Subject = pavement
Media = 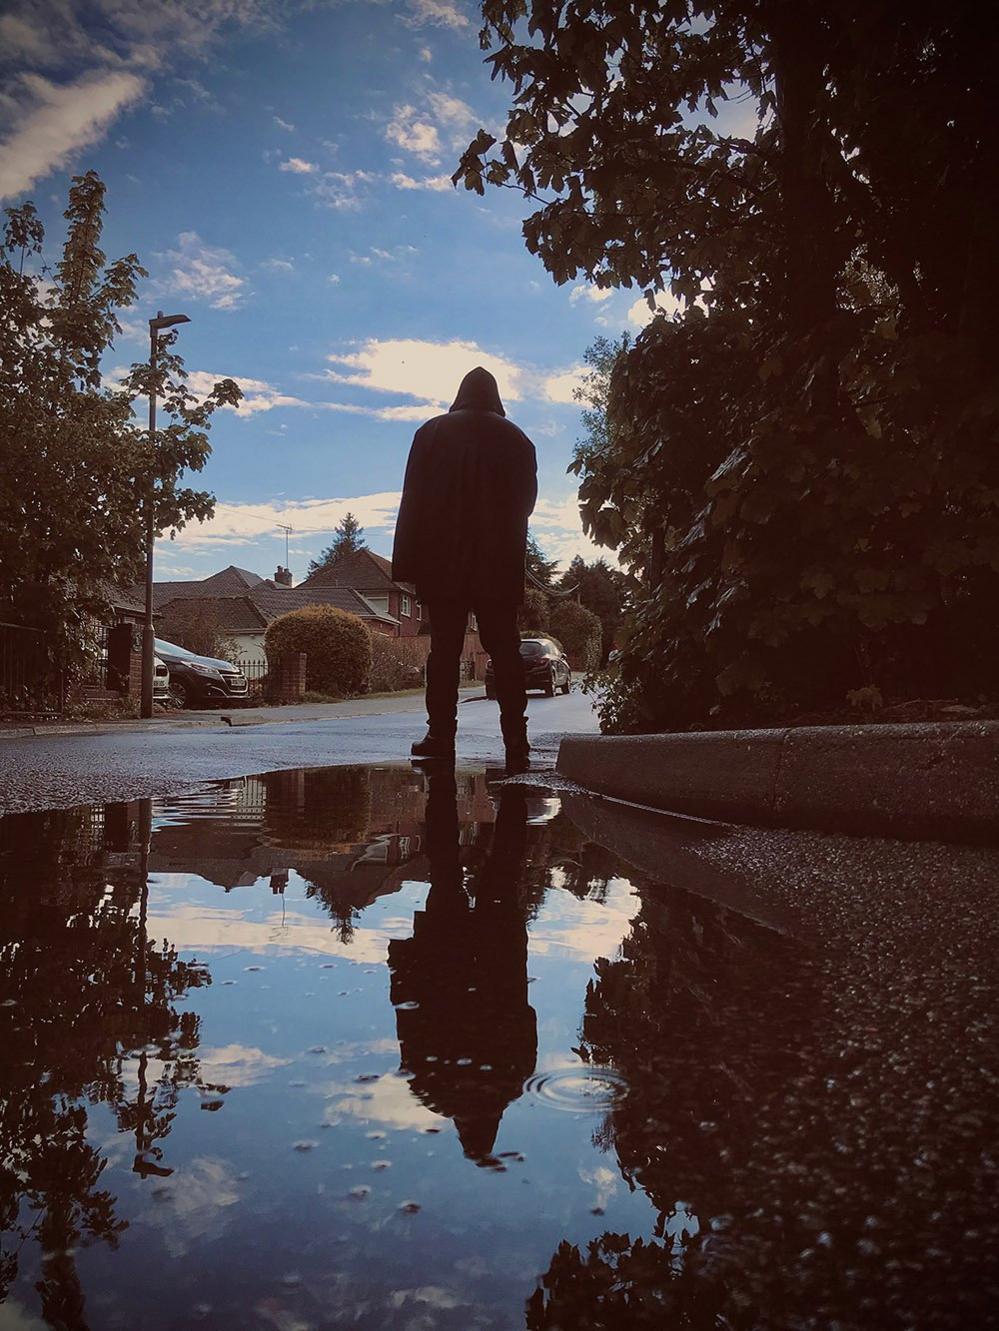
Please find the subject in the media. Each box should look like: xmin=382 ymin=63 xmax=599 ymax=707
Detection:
xmin=0 ymin=682 xmax=599 ymax=815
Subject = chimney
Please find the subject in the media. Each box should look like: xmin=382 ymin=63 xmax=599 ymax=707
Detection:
xmin=274 ymin=565 xmax=293 ymax=587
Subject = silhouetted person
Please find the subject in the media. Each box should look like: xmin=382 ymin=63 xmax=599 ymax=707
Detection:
xmin=387 ymin=770 xmax=537 ymax=1162
xmin=392 ymin=367 xmax=537 ymax=772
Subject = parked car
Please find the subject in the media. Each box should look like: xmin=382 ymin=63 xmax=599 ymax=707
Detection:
xmin=154 ymin=638 xmax=249 ymax=707
xmin=152 ymin=655 xmax=171 ymax=704
xmin=485 ymin=637 xmax=572 ymax=699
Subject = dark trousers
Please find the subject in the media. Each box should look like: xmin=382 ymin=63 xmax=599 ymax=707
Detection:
xmin=425 ymin=600 xmax=526 ymax=740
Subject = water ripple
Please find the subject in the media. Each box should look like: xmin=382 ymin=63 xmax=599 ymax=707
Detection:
xmin=523 ymin=1066 xmax=628 ymax=1112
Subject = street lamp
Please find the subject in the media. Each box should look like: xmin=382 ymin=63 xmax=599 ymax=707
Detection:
xmin=141 ymin=311 xmax=190 ymax=718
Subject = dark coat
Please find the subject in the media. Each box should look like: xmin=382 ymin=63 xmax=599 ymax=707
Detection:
xmin=391 ymin=367 xmax=538 ymax=604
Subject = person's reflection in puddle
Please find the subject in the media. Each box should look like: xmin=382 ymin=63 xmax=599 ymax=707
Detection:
xmin=388 ymin=767 xmax=537 ymax=1165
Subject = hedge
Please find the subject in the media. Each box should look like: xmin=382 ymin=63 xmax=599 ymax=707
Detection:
xmin=264 ymin=604 xmax=371 ymax=697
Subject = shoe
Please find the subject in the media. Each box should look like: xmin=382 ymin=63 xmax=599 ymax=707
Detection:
xmin=411 ymin=731 xmax=455 ymax=761
xmin=504 ymin=748 xmax=530 ymax=776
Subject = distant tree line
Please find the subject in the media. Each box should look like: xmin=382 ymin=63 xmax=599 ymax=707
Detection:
xmin=457 ymin=0 xmax=999 ymax=731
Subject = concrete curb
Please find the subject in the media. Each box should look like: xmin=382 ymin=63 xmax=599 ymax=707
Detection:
xmin=557 ymin=721 xmax=999 ymax=843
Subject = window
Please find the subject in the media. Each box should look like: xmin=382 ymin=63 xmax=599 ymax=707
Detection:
xmin=415 ymin=601 xmax=422 ymax=619
xmin=401 ymin=594 xmax=411 ymax=616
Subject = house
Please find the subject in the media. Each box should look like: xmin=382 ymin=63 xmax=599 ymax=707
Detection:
xmin=298 ymin=549 xmax=428 ymax=637
xmin=136 ymin=564 xmax=400 ymax=668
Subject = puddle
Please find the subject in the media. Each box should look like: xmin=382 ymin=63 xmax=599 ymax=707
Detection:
xmin=0 ymin=764 xmax=995 ymax=1329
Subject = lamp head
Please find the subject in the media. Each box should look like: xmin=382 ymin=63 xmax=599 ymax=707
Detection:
xmin=149 ymin=311 xmax=190 ymax=332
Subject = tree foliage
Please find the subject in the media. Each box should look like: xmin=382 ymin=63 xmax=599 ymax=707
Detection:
xmin=307 ymin=512 xmax=366 ymax=578
xmin=457 ymin=1 xmax=999 ymax=729
xmin=525 ymin=531 xmax=559 ymax=589
xmin=0 ymin=172 xmax=240 ymax=676
xmin=549 ymin=597 xmax=602 ymax=670
xmin=559 ymin=552 xmax=629 ymax=664
xmin=264 ymin=604 xmax=372 ymax=697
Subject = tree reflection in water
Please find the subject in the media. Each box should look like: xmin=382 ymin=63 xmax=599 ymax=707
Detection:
xmin=528 ymin=880 xmax=819 ymax=1330
xmin=0 ymin=800 xmax=212 ymax=1327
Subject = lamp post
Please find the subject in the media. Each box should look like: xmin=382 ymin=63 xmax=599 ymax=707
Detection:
xmin=141 ymin=311 xmax=190 ymax=718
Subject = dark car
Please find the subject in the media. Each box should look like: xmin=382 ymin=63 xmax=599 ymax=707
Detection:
xmin=154 ymin=638 xmax=249 ymax=708
xmin=485 ymin=637 xmax=572 ymax=699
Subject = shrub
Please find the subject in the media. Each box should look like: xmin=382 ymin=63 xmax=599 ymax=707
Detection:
xmin=549 ymin=599 xmax=602 ymax=672
xmin=368 ymin=634 xmax=425 ymax=693
xmin=264 ymin=604 xmax=371 ymax=697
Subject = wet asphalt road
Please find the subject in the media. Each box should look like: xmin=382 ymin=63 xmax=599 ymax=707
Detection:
xmin=0 ymin=686 xmax=599 ymax=815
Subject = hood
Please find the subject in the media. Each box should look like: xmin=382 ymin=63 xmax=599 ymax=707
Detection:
xmin=449 ymin=366 xmax=506 ymax=416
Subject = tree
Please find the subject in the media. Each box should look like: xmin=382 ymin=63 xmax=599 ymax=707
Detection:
xmin=526 ymin=532 xmax=558 ymax=589
xmin=559 ymin=554 xmax=628 ymax=665
xmin=456 ymin=2 xmax=999 ymax=730
xmin=307 ymin=512 xmax=366 ymax=578
xmin=548 ymin=598 xmax=602 ymax=671
xmin=0 ymin=172 xmax=240 ymax=681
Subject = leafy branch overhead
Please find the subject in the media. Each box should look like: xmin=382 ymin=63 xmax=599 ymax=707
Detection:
xmin=459 ymin=0 xmax=999 ymax=729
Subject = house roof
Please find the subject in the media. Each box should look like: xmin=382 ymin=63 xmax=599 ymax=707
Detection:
xmin=157 ymin=586 xmax=399 ymax=633
xmin=299 ymin=547 xmax=414 ymax=594
xmin=102 ymin=582 xmax=148 ymax=618
xmin=157 ymin=595 xmax=270 ymax=634
xmin=131 ymin=564 xmax=269 ymax=611
xmin=248 ymin=584 xmax=398 ymax=626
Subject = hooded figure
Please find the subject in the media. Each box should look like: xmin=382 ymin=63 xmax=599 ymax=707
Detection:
xmin=392 ymin=368 xmax=538 ymax=770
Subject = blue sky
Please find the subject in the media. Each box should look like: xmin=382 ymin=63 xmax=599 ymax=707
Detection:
xmin=0 ymin=0 xmax=679 ymax=582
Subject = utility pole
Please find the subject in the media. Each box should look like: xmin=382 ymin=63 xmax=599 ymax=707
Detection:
xmin=141 ymin=311 xmax=190 ymax=718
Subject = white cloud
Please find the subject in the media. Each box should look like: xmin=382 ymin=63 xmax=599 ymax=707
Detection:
xmin=570 ymin=284 xmax=613 ymax=305
xmin=402 ymin=0 xmax=470 ymax=28
xmin=279 ymin=155 xmax=317 ymax=174
xmin=261 ymin=256 xmax=294 ymax=272
xmin=311 ymin=168 xmax=377 ymax=210
xmin=186 ymin=369 xmax=306 ymax=415
xmin=627 ymin=290 xmax=686 ymax=327
xmin=0 ymin=70 xmax=146 ymax=200
xmin=385 ymin=105 xmax=440 ymax=161
xmin=0 ymin=1 xmax=289 ymax=198
xmin=530 ymin=496 xmax=621 ymax=568
xmin=418 ymin=45 xmax=433 ymax=62
xmin=326 ymin=337 xmax=524 ymax=408
xmin=161 ymin=231 xmax=246 ymax=310
xmin=543 ymin=366 xmax=586 ymax=404
xmin=390 ymin=171 xmax=452 ymax=192
xmin=328 ymin=272 xmax=341 ymax=284
xmin=163 ymin=493 xmax=405 ymax=549
xmin=273 ymin=114 xmax=295 ymax=131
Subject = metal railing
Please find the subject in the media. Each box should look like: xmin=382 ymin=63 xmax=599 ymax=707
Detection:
xmin=0 ymin=621 xmax=64 ymax=716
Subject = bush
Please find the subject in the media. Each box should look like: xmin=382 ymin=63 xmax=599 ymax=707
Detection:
xmin=368 ymin=634 xmax=425 ymax=693
xmin=549 ymin=599 xmax=602 ymax=671
xmin=264 ymin=604 xmax=371 ymax=697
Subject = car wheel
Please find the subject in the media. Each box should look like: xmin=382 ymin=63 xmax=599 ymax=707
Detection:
xmin=562 ymin=675 xmax=572 ymax=694
xmin=544 ymin=669 xmax=556 ymax=698
xmin=168 ymin=679 xmax=191 ymax=708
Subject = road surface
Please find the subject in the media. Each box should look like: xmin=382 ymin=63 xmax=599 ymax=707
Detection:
xmin=0 ymin=685 xmax=599 ymax=814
